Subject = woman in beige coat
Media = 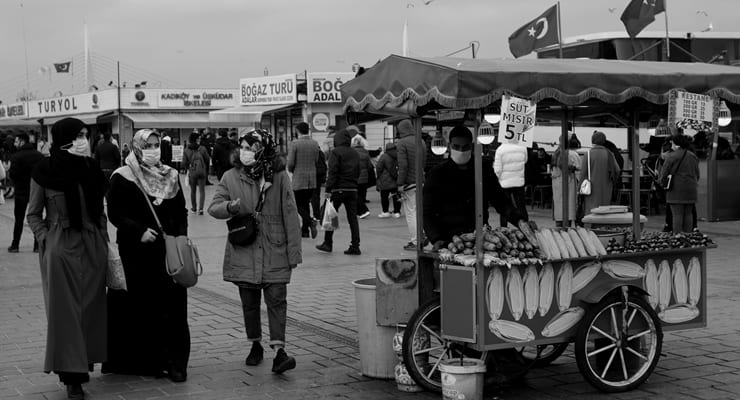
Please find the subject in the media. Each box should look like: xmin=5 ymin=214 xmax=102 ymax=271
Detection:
xmin=208 ymin=129 xmax=302 ymax=374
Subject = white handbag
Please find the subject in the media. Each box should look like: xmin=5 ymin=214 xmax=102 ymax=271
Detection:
xmin=579 ymin=151 xmax=592 ymax=196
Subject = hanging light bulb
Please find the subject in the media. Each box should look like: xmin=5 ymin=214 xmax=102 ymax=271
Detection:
xmin=431 ymin=131 xmax=447 ymax=155
xmin=484 ymin=113 xmax=501 ymax=124
xmin=718 ymin=101 xmax=732 ymax=127
xmin=477 ymin=122 xmax=495 ymax=145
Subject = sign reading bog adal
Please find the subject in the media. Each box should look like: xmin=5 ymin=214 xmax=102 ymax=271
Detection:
xmin=307 ymin=73 xmax=354 ymax=103
xmin=498 ymin=95 xmax=536 ymax=147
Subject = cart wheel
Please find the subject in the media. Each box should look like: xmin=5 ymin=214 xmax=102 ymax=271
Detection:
xmin=516 ymin=343 xmax=569 ymax=368
xmin=575 ymin=294 xmax=662 ymax=392
xmin=402 ymin=297 xmax=488 ymax=393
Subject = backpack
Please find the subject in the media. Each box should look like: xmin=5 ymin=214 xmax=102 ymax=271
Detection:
xmin=189 ymin=148 xmax=206 ymax=178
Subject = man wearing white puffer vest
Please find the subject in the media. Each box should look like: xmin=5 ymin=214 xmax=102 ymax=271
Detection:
xmin=493 ymin=141 xmax=529 ymax=227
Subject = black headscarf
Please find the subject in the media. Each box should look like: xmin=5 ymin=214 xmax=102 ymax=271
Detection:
xmin=31 ymin=118 xmax=108 ymax=229
xmin=238 ymin=129 xmax=277 ymax=182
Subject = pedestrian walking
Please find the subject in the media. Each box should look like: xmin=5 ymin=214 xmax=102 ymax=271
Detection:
xmin=8 ymin=133 xmax=44 ymax=252
xmin=396 ymin=119 xmax=426 ymax=250
xmin=103 ymin=129 xmax=190 ymax=383
xmin=493 ymin=140 xmax=529 ymax=227
xmin=375 ymin=142 xmax=401 ymax=218
xmin=26 ymin=118 xmax=109 ymax=400
xmin=551 ymin=137 xmax=581 ymax=227
xmin=208 ymin=129 xmax=301 ymax=374
xmin=287 ymin=122 xmax=320 ymax=238
xmin=315 ymin=129 xmax=361 ymax=255
xmin=94 ymin=132 xmax=121 ymax=181
xmin=213 ymin=129 xmax=236 ymax=181
xmin=351 ymin=132 xmax=374 ymax=219
xmin=160 ymin=134 xmax=174 ymax=167
xmin=581 ymin=131 xmax=621 ymax=215
xmin=182 ymin=132 xmax=210 ymax=214
xmin=659 ymin=134 xmax=699 ymax=234
xmin=310 ymin=147 xmax=327 ymax=223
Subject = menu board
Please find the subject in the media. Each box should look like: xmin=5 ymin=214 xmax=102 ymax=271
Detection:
xmin=668 ymin=90 xmax=718 ymax=133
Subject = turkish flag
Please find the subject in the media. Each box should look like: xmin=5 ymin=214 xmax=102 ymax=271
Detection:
xmin=508 ymin=4 xmax=559 ymax=58
xmin=54 ymin=62 xmax=71 ymax=73
xmin=621 ymin=0 xmax=665 ymax=38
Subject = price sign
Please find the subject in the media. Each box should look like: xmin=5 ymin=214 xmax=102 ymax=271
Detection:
xmin=172 ymin=145 xmax=183 ymax=163
xmin=498 ymin=95 xmax=536 ymax=147
xmin=668 ymin=90 xmax=718 ymax=133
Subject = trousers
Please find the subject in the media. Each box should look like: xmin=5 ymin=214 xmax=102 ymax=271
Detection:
xmin=238 ymin=283 xmax=287 ymax=348
xmin=323 ymin=190 xmax=360 ymax=248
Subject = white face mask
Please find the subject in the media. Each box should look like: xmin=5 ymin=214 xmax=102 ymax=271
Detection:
xmin=240 ymin=149 xmax=256 ymax=166
xmin=141 ymin=148 xmax=161 ymax=166
xmin=66 ymin=137 xmax=90 ymax=157
xmin=450 ymin=149 xmax=471 ymax=165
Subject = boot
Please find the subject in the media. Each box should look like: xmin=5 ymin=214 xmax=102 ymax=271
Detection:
xmin=245 ymin=341 xmax=264 ymax=366
xmin=271 ymin=348 xmax=296 ymax=374
xmin=343 ymin=246 xmax=361 ymax=255
xmin=315 ymin=242 xmax=332 ymax=253
xmin=66 ymin=383 xmax=84 ymax=399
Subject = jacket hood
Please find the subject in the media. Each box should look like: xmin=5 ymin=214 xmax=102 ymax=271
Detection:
xmin=397 ymin=119 xmax=414 ymax=138
xmin=334 ymin=129 xmax=352 ymax=147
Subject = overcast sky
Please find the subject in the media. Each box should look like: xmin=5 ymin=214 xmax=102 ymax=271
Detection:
xmin=0 ymin=0 xmax=735 ymax=99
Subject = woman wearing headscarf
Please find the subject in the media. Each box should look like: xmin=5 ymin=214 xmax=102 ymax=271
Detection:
xmin=208 ymin=129 xmax=302 ymax=374
xmin=581 ymin=131 xmax=621 ymax=215
xmin=659 ymin=134 xmax=699 ymax=233
xmin=26 ymin=118 xmax=109 ymax=399
xmin=551 ymin=137 xmax=582 ymax=227
xmin=103 ymin=129 xmax=190 ymax=382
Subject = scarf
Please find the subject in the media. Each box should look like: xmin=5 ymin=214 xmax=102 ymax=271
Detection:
xmin=31 ymin=118 xmax=107 ymax=230
xmin=125 ymin=129 xmax=180 ymax=205
xmin=239 ymin=129 xmax=277 ymax=183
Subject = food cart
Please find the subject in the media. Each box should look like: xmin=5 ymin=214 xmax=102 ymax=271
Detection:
xmin=341 ymin=55 xmax=740 ymax=393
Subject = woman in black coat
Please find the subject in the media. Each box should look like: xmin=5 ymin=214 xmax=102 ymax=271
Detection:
xmin=659 ymin=134 xmax=699 ymax=234
xmin=104 ymin=129 xmax=190 ymax=382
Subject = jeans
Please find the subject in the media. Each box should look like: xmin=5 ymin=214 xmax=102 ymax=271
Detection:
xmin=188 ymin=175 xmax=206 ymax=211
xmin=12 ymin=195 xmax=36 ymax=248
xmin=500 ymin=187 xmax=529 ymax=227
xmin=323 ymin=190 xmax=360 ymax=248
xmin=402 ymin=188 xmax=417 ymax=243
xmin=238 ymin=283 xmax=287 ymax=348
xmin=310 ymin=186 xmax=323 ymax=219
xmin=356 ymin=184 xmax=369 ymax=215
xmin=294 ymin=189 xmax=314 ymax=235
xmin=670 ymin=203 xmax=694 ymax=233
xmin=380 ymin=189 xmax=401 ymax=213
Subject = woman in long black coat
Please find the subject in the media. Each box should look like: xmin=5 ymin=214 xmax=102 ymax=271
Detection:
xmin=104 ymin=129 xmax=190 ymax=382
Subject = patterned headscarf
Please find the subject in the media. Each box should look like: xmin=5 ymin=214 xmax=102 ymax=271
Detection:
xmin=239 ymin=129 xmax=277 ymax=182
xmin=125 ymin=129 xmax=180 ymax=203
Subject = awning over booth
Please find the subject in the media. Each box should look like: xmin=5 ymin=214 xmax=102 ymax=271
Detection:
xmin=124 ymin=112 xmax=236 ymax=128
xmin=42 ymin=111 xmax=114 ymax=126
xmin=209 ymin=103 xmax=296 ymax=125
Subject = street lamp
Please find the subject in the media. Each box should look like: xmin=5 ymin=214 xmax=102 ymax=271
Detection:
xmin=718 ymin=101 xmax=732 ymax=127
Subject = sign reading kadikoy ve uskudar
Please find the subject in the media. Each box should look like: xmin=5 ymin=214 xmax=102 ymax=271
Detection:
xmin=498 ymin=95 xmax=536 ymax=147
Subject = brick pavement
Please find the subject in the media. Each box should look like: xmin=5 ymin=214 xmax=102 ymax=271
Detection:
xmin=2 ymin=187 xmax=740 ymax=399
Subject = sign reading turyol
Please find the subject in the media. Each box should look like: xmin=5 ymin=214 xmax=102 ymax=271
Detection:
xmin=0 ymin=102 xmax=27 ymax=120
xmin=29 ymin=90 xmax=118 ymax=118
xmin=239 ymin=74 xmax=297 ymax=106
xmin=307 ymin=73 xmax=354 ymax=103
xmin=498 ymin=95 xmax=536 ymax=148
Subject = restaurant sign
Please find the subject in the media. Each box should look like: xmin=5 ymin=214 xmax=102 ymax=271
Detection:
xmin=0 ymin=102 xmax=27 ymax=119
xmin=668 ymin=89 xmax=718 ymax=133
xmin=239 ymin=74 xmax=297 ymax=106
xmin=307 ymin=73 xmax=354 ymax=103
xmin=498 ymin=95 xmax=536 ymax=147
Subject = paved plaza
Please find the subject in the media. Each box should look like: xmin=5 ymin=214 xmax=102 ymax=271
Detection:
xmin=2 ymin=184 xmax=740 ymax=399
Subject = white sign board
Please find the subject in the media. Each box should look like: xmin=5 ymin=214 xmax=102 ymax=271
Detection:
xmin=668 ymin=90 xmax=717 ymax=133
xmin=311 ymin=112 xmax=330 ymax=131
xmin=0 ymin=102 xmax=27 ymax=120
xmin=307 ymin=72 xmax=354 ymax=103
xmin=159 ymin=89 xmax=238 ymax=108
xmin=172 ymin=145 xmax=183 ymax=162
xmin=498 ymin=95 xmax=536 ymax=147
xmin=29 ymin=89 xmax=118 ymax=118
xmin=239 ymin=74 xmax=297 ymax=106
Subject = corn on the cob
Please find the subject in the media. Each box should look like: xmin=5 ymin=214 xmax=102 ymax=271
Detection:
xmin=602 ymin=260 xmax=646 ymax=281
xmin=572 ymin=261 xmax=601 ymax=293
xmin=538 ymin=263 xmax=554 ymax=317
xmin=688 ymin=257 xmax=701 ymax=306
xmin=523 ymin=265 xmax=539 ymax=319
xmin=658 ymin=304 xmax=699 ymax=324
xmin=535 ymin=231 xmax=551 ymax=259
xmin=542 ymin=307 xmax=585 ymax=337
xmin=487 ymin=267 xmax=504 ymax=320
xmin=672 ymin=259 xmax=688 ymax=305
xmin=588 ymin=230 xmax=608 ymax=256
xmin=576 ymin=227 xmax=599 ymax=256
xmin=644 ymin=259 xmax=659 ymax=309
xmin=568 ymin=229 xmax=589 ymax=258
xmin=658 ymin=260 xmax=671 ymax=311
xmin=541 ymin=229 xmax=562 ymax=260
xmin=556 ymin=262 xmax=573 ymax=311
xmin=559 ymin=231 xmax=580 ymax=259
xmin=506 ymin=267 xmax=524 ymax=321
xmin=489 ymin=319 xmax=535 ymax=343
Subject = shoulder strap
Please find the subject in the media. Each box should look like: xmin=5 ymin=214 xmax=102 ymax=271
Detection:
xmin=587 ymin=150 xmax=591 ymax=180
xmin=134 ymin=181 xmax=164 ymax=231
xmin=671 ymin=149 xmax=688 ymax=175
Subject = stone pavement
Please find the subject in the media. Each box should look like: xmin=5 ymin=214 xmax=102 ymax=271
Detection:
xmin=2 ymin=185 xmax=740 ymax=399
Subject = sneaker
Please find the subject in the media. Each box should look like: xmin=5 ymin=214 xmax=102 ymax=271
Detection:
xmin=344 ymin=246 xmax=361 ymax=255
xmin=245 ymin=341 xmax=264 ymax=366
xmin=198 ymin=209 xmax=204 ymax=215
xmin=403 ymin=242 xmax=417 ymax=251
xmin=393 ymin=213 xmax=402 ymax=219
xmin=316 ymin=243 xmax=332 ymax=253
xmin=7 ymin=246 xmax=19 ymax=253
xmin=190 ymin=207 xmax=197 ymax=213
xmin=65 ymin=383 xmax=84 ymax=399
xmin=378 ymin=212 xmax=391 ymax=218
xmin=359 ymin=211 xmax=371 ymax=219
xmin=272 ymin=348 xmax=296 ymax=374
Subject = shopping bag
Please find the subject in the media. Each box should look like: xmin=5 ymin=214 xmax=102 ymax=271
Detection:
xmin=106 ymin=242 xmax=127 ymax=291
xmin=321 ymin=199 xmax=339 ymax=231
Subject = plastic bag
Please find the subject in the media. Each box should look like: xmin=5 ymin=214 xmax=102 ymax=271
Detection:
xmin=321 ymin=199 xmax=339 ymax=231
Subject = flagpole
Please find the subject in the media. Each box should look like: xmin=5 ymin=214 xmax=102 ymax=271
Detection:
xmin=663 ymin=0 xmax=670 ymax=60
xmin=19 ymin=0 xmax=31 ymax=101
xmin=84 ymin=21 xmax=89 ymax=90
xmin=556 ymin=1 xmax=563 ymax=58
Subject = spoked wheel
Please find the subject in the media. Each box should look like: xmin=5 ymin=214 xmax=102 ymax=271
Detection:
xmin=516 ymin=342 xmax=569 ymax=368
xmin=402 ymin=297 xmax=488 ymax=392
xmin=575 ymin=294 xmax=663 ymax=392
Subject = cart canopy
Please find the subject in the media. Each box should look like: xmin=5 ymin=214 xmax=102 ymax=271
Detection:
xmin=342 ymin=55 xmax=740 ymax=114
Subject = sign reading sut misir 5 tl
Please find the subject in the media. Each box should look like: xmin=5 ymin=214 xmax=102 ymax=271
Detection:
xmin=499 ymin=95 xmax=536 ymax=148
xmin=239 ymin=74 xmax=297 ymax=106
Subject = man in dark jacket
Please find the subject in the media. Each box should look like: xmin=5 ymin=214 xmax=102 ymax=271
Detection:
xmin=94 ymin=132 xmax=121 ymax=180
xmin=8 ymin=133 xmax=44 ymax=252
xmin=212 ymin=130 xmax=236 ymax=181
xmin=160 ymin=134 xmax=174 ymax=167
xmin=396 ymin=119 xmax=426 ymax=250
xmin=424 ymin=125 xmax=522 ymax=248
xmin=310 ymin=149 xmax=327 ymax=222
xmin=315 ymin=129 xmax=361 ymax=255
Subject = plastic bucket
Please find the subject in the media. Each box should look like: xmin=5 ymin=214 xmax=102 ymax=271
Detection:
xmin=352 ymin=278 xmax=397 ymax=379
xmin=439 ymin=358 xmax=486 ymax=400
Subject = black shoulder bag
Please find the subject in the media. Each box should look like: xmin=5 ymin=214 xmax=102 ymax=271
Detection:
xmin=226 ymin=188 xmax=266 ymax=246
